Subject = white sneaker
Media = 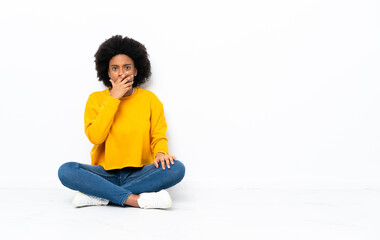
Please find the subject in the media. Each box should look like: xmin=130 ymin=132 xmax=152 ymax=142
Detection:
xmin=137 ymin=190 xmax=172 ymax=209
xmin=72 ymin=192 xmax=109 ymax=208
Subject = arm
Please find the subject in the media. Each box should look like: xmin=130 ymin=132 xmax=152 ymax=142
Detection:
xmin=150 ymin=95 xmax=178 ymax=169
xmin=150 ymin=96 xmax=169 ymax=159
xmin=84 ymin=72 xmax=133 ymax=144
xmin=84 ymin=94 xmax=120 ymax=145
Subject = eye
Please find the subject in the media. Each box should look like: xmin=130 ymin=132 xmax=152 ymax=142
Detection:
xmin=111 ymin=67 xmax=118 ymax=71
xmin=125 ymin=66 xmax=131 ymax=70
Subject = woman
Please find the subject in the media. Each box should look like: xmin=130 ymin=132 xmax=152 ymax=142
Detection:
xmin=58 ymin=35 xmax=185 ymax=209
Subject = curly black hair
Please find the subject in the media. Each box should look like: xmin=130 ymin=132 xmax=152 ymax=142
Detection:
xmin=94 ymin=35 xmax=151 ymax=88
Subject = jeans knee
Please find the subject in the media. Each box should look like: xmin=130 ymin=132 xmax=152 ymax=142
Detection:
xmin=172 ymin=160 xmax=186 ymax=183
xmin=58 ymin=162 xmax=78 ymax=186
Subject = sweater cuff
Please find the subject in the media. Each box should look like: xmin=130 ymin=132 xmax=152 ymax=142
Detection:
xmin=104 ymin=95 xmax=121 ymax=108
xmin=154 ymin=150 xmax=168 ymax=158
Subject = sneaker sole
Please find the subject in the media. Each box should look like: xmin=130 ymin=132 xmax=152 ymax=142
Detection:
xmin=72 ymin=192 xmax=85 ymax=207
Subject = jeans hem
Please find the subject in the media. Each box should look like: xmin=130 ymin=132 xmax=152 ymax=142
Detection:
xmin=120 ymin=192 xmax=133 ymax=206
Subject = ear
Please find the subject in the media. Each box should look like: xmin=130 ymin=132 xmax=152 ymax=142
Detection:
xmin=134 ymin=68 xmax=138 ymax=76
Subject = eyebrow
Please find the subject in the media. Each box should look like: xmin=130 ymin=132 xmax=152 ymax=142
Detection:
xmin=111 ymin=64 xmax=132 ymax=66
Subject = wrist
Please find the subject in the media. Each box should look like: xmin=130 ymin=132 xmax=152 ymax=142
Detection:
xmin=109 ymin=92 xmax=121 ymax=99
xmin=155 ymin=152 xmax=165 ymax=158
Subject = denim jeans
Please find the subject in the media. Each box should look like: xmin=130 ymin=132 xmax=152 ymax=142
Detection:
xmin=58 ymin=161 xmax=185 ymax=206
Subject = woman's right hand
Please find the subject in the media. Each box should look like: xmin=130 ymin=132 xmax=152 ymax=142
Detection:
xmin=109 ymin=72 xmax=134 ymax=99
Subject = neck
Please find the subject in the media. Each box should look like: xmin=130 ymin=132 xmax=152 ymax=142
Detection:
xmin=123 ymin=88 xmax=134 ymax=97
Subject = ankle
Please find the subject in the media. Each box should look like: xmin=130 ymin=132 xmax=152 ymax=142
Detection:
xmin=124 ymin=194 xmax=140 ymax=207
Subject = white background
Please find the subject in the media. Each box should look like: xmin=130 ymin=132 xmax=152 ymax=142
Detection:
xmin=0 ymin=0 xmax=379 ymax=189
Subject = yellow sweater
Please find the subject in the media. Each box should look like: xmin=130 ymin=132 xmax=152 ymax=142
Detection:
xmin=84 ymin=88 xmax=168 ymax=170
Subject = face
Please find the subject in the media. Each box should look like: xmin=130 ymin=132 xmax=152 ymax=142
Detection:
xmin=108 ymin=54 xmax=138 ymax=82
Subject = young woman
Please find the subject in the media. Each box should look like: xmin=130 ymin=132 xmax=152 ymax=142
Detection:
xmin=58 ymin=35 xmax=185 ymax=209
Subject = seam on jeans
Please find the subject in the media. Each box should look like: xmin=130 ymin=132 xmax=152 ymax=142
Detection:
xmin=120 ymin=168 xmax=144 ymax=181
xmin=78 ymin=164 xmax=119 ymax=178
xmin=119 ymin=167 xmax=142 ymax=181
xmin=121 ymin=167 xmax=163 ymax=189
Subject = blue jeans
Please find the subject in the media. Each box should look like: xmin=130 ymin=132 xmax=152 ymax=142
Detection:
xmin=58 ymin=161 xmax=185 ymax=206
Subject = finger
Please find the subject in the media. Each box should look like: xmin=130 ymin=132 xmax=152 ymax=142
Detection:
xmin=123 ymin=75 xmax=134 ymax=84
xmin=173 ymin=155 xmax=177 ymax=161
xmin=169 ymin=156 xmax=174 ymax=165
xmin=120 ymin=76 xmax=128 ymax=83
xmin=123 ymin=82 xmax=134 ymax=90
xmin=161 ymin=159 xmax=165 ymax=170
xmin=109 ymin=79 xmax=114 ymax=86
xmin=166 ymin=158 xmax=171 ymax=168
xmin=124 ymin=79 xmax=134 ymax=86
xmin=118 ymin=72 xmax=129 ymax=82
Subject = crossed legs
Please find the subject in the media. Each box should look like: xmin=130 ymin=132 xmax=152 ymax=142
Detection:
xmin=58 ymin=161 xmax=185 ymax=207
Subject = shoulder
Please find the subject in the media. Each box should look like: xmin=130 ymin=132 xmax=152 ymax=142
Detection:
xmin=137 ymin=88 xmax=155 ymax=97
xmin=86 ymin=88 xmax=110 ymax=104
xmin=137 ymin=88 xmax=162 ymax=103
xmin=89 ymin=88 xmax=110 ymax=98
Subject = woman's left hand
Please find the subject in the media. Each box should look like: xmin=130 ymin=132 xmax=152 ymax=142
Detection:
xmin=154 ymin=153 xmax=177 ymax=170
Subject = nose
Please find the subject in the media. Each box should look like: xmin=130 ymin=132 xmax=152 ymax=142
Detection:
xmin=117 ymin=67 xmax=128 ymax=75
xmin=118 ymin=69 xmax=125 ymax=75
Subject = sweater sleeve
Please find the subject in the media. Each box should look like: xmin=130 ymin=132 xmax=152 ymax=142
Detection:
xmin=84 ymin=94 xmax=121 ymax=145
xmin=150 ymin=95 xmax=169 ymax=157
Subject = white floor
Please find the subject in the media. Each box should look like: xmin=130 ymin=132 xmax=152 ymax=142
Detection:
xmin=1 ymin=180 xmax=380 ymax=240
